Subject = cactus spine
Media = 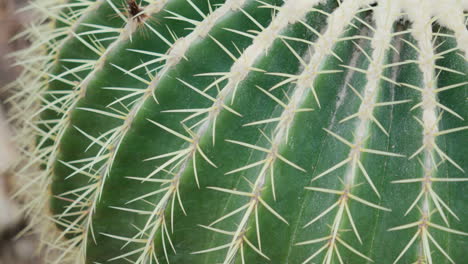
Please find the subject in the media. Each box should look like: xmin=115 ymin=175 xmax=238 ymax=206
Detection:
xmin=5 ymin=0 xmax=468 ymax=263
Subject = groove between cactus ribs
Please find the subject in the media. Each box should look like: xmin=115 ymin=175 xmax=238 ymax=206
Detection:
xmin=283 ymin=20 xmax=365 ymax=262
xmin=389 ymin=2 xmax=468 ymax=264
xmin=297 ymin=1 xmax=410 ymax=263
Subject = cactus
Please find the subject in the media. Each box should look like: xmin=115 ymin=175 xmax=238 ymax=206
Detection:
xmin=5 ymin=0 xmax=468 ymax=263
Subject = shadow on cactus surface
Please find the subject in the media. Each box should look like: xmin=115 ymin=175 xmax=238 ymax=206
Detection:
xmin=4 ymin=0 xmax=468 ymax=263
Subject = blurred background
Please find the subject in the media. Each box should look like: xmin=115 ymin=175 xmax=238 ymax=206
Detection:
xmin=0 ymin=0 xmax=42 ymax=263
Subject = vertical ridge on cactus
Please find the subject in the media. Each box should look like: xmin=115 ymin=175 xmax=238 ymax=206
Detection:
xmin=4 ymin=0 xmax=467 ymax=263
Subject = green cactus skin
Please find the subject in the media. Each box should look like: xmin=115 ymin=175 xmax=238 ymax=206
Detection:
xmin=5 ymin=0 xmax=468 ymax=263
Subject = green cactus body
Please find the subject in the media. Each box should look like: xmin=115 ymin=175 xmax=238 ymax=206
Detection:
xmin=6 ymin=0 xmax=468 ymax=263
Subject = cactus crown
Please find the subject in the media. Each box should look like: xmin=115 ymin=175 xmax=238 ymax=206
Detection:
xmin=5 ymin=0 xmax=467 ymax=263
